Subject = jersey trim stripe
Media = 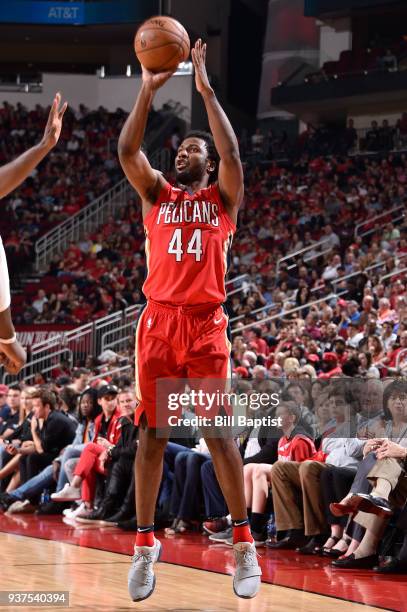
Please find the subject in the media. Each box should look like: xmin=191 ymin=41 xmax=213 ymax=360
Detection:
xmin=134 ymin=305 xmax=147 ymax=406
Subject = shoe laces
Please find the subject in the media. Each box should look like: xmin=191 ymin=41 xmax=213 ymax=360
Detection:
xmin=131 ymin=551 xmax=154 ymax=586
xmin=236 ymin=547 xmax=259 ymax=566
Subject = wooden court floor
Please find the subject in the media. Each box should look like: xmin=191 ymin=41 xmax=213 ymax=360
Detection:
xmin=0 ymin=532 xmax=392 ymax=612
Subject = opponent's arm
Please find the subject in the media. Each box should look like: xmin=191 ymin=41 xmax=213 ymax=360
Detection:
xmin=192 ymin=39 xmax=243 ymax=219
xmin=0 ymin=93 xmax=67 ymax=199
xmin=118 ymin=68 xmax=174 ymax=208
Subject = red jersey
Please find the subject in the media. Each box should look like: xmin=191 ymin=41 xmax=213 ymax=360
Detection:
xmin=142 ymin=182 xmax=236 ymax=306
xmin=278 ymin=434 xmax=316 ymax=462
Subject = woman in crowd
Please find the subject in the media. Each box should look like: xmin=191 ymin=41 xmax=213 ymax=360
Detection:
xmin=0 ymin=386 xmax=35 ymax=492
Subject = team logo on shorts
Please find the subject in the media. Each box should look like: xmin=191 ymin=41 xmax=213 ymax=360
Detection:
xmin=147 ymin=317 xmax=153 ymax=329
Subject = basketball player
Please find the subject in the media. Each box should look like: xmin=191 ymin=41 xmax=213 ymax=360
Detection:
xmin=119 ymin=39 xmax=261 ymax=601
xmin=0 ymin=93 xmax=67 ymax=374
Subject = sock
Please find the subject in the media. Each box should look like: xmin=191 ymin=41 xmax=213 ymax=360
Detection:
xmin=354 ymin=533 xmax=379 ymax=559
xmin=135 ymin=524 xmax=155 ymax=547
xmin=232 ymin=519 xmax=253 ymax=544
xmin=372 ymin=478 xmax=392 ymax=500
xmin=250 ymin=512 xmax=268 ymax=534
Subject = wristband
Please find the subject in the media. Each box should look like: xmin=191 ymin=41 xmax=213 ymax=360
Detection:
xmin=0 ymin=334 xmax=16 ymax=344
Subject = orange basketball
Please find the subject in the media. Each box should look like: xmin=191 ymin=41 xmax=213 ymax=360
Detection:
xmin=135 ymin=16 xmax=190 ymax=73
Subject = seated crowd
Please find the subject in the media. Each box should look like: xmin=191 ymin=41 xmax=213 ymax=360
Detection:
xmin=12 ymin=142 xmax=407 ymax=324
xmin=0 ymin=372 xmax=406 ymax=576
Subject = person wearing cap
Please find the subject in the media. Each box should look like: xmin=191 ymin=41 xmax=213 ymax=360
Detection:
xmin=318 ymin=353 xmax=342 ymax=379
xmin=333 ymin=337 xmax=349 ymax=366
xmin=51 ymin=384 xmax=121 ymax=519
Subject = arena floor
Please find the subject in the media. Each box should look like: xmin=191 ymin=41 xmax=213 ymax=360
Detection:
xmin=0 ymin=516 xmax=404 ymax=611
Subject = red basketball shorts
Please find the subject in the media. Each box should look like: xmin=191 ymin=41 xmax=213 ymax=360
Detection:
xmin=134 ymin=300 xmax=232 ymax=427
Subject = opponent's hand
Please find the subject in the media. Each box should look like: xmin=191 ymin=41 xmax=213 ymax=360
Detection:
xmin=41 ymin=93 xmax=68 ymax=150
xmin=141 ymin=66 xmax=174 ymax=92
xmin=0 ymin=340 xmax=26 ymax=375
xmin=191 ymin=39 xmax=212 ymax=96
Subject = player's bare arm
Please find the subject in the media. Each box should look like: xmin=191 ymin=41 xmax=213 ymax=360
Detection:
xmin=192 ymin=39 xmax=244 ymax=223
xmin=0 ymin=93 xmax=67 ymax=199
xmin=118 ymin=67 xmax=174 ymax=216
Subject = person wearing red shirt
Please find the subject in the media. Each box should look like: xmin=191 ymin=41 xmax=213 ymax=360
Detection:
xmin=318 ymin=353 xmax=343 ymax=379
xmin=51 ymin=385 xmax=121 ymax=513
xmin=243 ymin=401 xmax=316 ymax=543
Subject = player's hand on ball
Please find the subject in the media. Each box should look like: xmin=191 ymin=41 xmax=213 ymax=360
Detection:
xmin=41 ymin=92 xmax=68 ymax=150
xmin=0 ymin=340 xmax=26 ymax=375
xmin=192 ymin=39 xmax=212 ymax=95
xmin=141 ymin=65 xmax=175 ymax=92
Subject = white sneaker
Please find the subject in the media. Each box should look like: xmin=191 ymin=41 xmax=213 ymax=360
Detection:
xmin=75 ymin=506 xmax=95 ymax=521
xmin=64 ymin=502 xmax=87 ymax=519
xmin=6 ymin=499 xmax=36 ymax=514
xmin=51 ymin=484 xmax=81 ymax=502
xmin=128 ymin=538 xmax=162 ymax=602
xmin=233 ymin=541 xmax=262 ymax=599
xmin=63 ymin=503 xmax=80 ymax=517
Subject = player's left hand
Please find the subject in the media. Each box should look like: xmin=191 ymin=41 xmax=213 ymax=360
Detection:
xmin=192 ymin=39 xmax=212 ymax=95
xmin=41 ymin=92 xmax=68 ymax=150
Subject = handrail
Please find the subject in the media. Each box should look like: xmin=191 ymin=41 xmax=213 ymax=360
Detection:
xmin=35 ymin=178 xmax=130 ymax=271
xmin=227 ymin=283 xmax=254 ymax=298
xmin=231 ymin=292 xmax=347 ymax=334
xmin=311 ymin=252 xmax=407 ymax=292
xmin=354 ymin=204 xmax=405 ymax=238
xmin=5 ymin=303 xmax=143 ymax=384
xmin=89 ymin=364 xmax=133 ymax=383
xmin=225 ymin=274 xmax=249 ymax=287
xmin=276 ymin=237 xmax=332 ymax=275
xmin=379 ymin=266 xmax=407 ymax=283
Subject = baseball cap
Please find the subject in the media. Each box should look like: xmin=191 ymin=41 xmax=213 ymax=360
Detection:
xmin=233 ymin=366 xmax=249 ymax=379
xmin=97 ymin=384 xmax=119 ymax=399
xmin=323 ymin=352 xmax=338 ymax=363
xmin=0 ymin=384 xmax=9 ymax=395
xmin=307 ymin=354 xmax=320 ymax=363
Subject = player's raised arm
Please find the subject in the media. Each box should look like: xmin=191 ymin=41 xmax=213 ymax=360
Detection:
xmin=191 ymin=39 xmax=244 ymax=219
xmin=0 ymin=93 xmax=67 ymax=200
xmin=118 ymin=67 xmax=174 ymax=208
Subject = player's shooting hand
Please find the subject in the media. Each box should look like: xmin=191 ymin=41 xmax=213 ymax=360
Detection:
xmin=41 ymin=92 xmax=68 ymax=150
xmin=141 ymin=65 xmax=175 ymax=92
xmin=191 ymin=39 xmax=212 ymax=96
xmin=0 ymin=340 xmax=26 ymax=375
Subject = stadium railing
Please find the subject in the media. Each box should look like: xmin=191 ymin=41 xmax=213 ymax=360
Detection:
xmin=230 ymin=291 xmax=348 ymax=331
xmin=34 ymin=147 xmax=171 ymax=271
xmin=310 ymin=252 xmax=407 ymax=293
xmin=4 ymin=270 xmax=247 ymax=384
xmin=379 ymin=266 xmax=407 ymax=283
xmin=3 ymin=303 xmax=142 ymax=385
xmin=35 ymin=178 xmax=131 ymax=271
xmin=276 ymin=237 xmax=333 ymax=275
xmin=354 ymin=204 xmax=405 ymax=238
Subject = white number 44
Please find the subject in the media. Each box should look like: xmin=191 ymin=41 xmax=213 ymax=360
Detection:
xmin=168 ymin=228 xmax=203 ymax=262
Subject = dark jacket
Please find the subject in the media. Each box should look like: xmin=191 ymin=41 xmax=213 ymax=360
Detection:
xmin=110 ymin=416 xmax=138 ymax=462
